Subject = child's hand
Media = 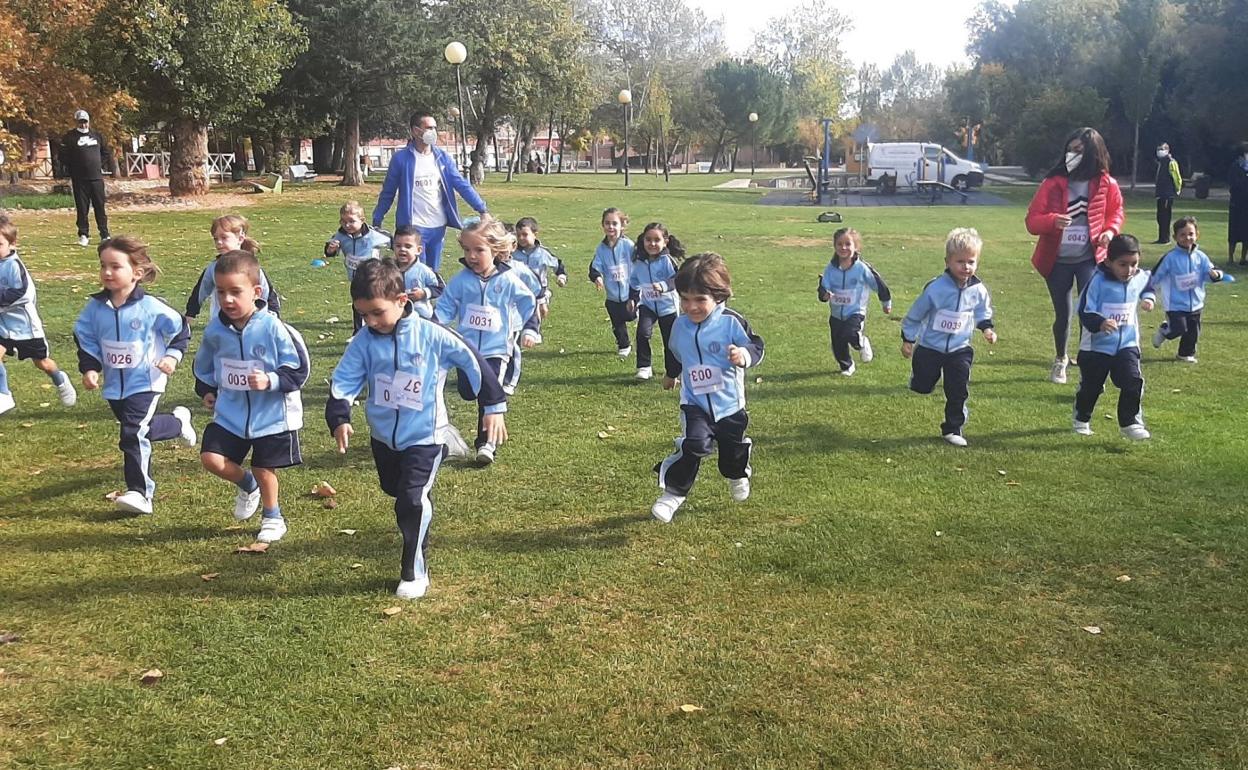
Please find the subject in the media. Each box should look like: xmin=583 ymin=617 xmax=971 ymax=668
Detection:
xmin=248 ymin=371 xmax=270 ymax=390
xmin=594 ymin=277 xmax=604 ymax=291
xmin=901 ymin=341 xmax=914 ymax=359
xmin=1097 ymin=231 xmax=1113 ymax=248
xmin=408 ymin=288 xmax=426 ymax=301
xmin=625 ymin=300 xmax=635 ymax=315
xmin=983 ymin=328 xmax=998 ymax=344
xmin=156 ymin=356 xmax=177 ymax=375
xmin=556 ymin=274 xmax=568 ymax=288
xmin=652 ymin=282 xmax=664 ymax=293
xmin=521 ymin=335 xmax=537 ymax=349
xmin=728 ymin=345 xmax=748 ymax=367
xmin=83 ymin=370 xmax=100 ymax=390
xmin=538 ymin=304 xmax=549 ymax=320
xmin=1211 ymin=269 xmax=1224 ymax=281
xmin=1140 ymin=298 xmax=1155 ymax=312
xmin=483 ymin=413 xmax=508 ymax=446
xmin=202 ymin=392 xmax=217 ymax=409
xmin=662 ymin=376 xmax=677 ymax=390
xmin=883 ymin=306 xmax=892 ymax=315
xmin=334 ymin=423 xmax=353 ymax=454
xmin=1054 ymin=214 xmax=1072 ymax=229
xmin=1100 ymin=318 xmax=1119 ymax=333
xmin=326 ymin=239 xmax=341 ymax=255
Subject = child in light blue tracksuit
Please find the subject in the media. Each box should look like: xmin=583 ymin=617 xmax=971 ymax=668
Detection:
xmin=817 ymin=226 xmax=892 ymax=375
xmin=901 ymin=228 xmax=996 ymax=447
xmin=326 ymin=200 xmax=391 ymax=332
xmin=498 ymin=249 xmax=543 ymax=395
xmin=514 ymin=216 xmax=567 ymax=332
xmin=186 ymin=214 xmax=280 ymax=322
xmin=327 ymin=259 xmax=507 ymax=599
xmin=193 ymin=251 xmax=310 ymax=544
xmin=651 ymin=253 xmax=764 ymax=523
xmin=0 ymin=213 xmax=76 ymax=414
xmin=75 ymin=236 xmax=195 ymax=515
xmin=435 ymin=216 xmax=536 ymax=463
xmin=392 ymin=225 xmax=444 ymax=320
xmin=1146 ymin=216 xmax=1224 ymax=362
xmin=588 ymin=207 xmax=635 ymax=355
xmin=628 ymin=222 xmax=684 ymax=381
xmin=1074 ymin=234 xmax=1156 ymax=440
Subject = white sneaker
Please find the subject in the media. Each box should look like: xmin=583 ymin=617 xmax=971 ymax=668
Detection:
xmin=634 ymin=366 xmax=653 ymax=380
xmin=441 ymin=424 xmax=471 ymax=458
xmin=1073 ymin=419 xmax=1094 ymax=435
xmin=1049 ymin=357 xmax=1068 ymax=384
xmin=172 ymin=406 xmax=196 ymax=447
xmin=839 ymin=362 xmax=856 ymax=377
xmin=942 ymin=433 xmax=968 ymax=447
xmin=77 ymin=235 xmax=89 ymax=247
xmin=1152 ymin=324 xmax=1168 ymax=349
xmin=651 ymin=491 xmax=686 ymax=523
xmin=729 ymin=477 xmax=750 ymax=502
xmin=396 ymin=575 xmax=430 ymax=599
xmin=1176 ymin=354 xmax=1197 ymax=363
xmin=859 ymin=336 xmax=874 ymax=363
xmin=1120 ymin=424 xmax=1151 ymax=441
xmin=56 ymin=378 xmax=77 ymax=406
xmin=233 ymin=486 xmax=261 ymax=520
xmin=476 ymin=442 xmax=496 ymax=465
xmin=256 ymin=517 xmax=287 ymax=543
xmin=0 ymin=391 xmax=14 ymax=415
xmin=115 ymin=490 xmax=153 ymax=515
xmin=617 ymin=346 xmax=632 ymax=358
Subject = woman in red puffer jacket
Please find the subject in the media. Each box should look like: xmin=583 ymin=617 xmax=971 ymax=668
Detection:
xmin=1025 ymin=127 xmax=1125 ymax=385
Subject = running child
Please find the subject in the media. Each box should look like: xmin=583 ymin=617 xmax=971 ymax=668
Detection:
xmin=193 ymin=251 xmax=310 ymax=543
xmin=326 ymin=200 xmax=390 ymax=331
xmin=0 ymin=213 xmax=77 ymax=414
xmin=327 ymin=258 xmax=508 ymax=599
xmin=817 ymin=227 xmax=892 ymax=376
xmin=74 ymin=236 xmax=196 ymax=515
xmin=1147 ymin=216 xmax=1224 ymax=363
xmin=901 ymin=228 xmax=997 ymax=447
xmin=1074 ymin=234 xmax=1156 ymax=440
xmin=392 ymin=225 xmax=444 ymax=320
xmin=514 ymin=216 xmax=568 ymax=329
xmin=628 ymin=221 xmax=685 ymax=381
xmin=496 ymin=244 xmax=543 ymax=396
xmin=588 ymin=207 xmax=636 ymax=356
xmin=186 ymin=214 xmax=279 ymax=322
xmin=652 ymin=253 xmax=764 ymax=523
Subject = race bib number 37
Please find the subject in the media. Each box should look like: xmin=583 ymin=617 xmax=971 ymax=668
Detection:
xmin=102 ymin=340 xmax=143 ymax=369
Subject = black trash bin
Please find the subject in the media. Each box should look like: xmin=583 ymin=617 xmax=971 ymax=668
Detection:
xmin=230 ymin=160 xmax=245 ymax=183
xmin=1194 ymin=172 xmax=1211 ymax=200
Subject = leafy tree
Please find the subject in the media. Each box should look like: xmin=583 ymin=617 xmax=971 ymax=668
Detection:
xmin=702 ymin=60 xmax=794 ymax=171
xmin=1114 ymin=0 xmax=1175 ymax=189
xmin=1012 ymin=86 xmax=1108 ymax=175
xmin=752 ymin=0 xmax=852 ymax=120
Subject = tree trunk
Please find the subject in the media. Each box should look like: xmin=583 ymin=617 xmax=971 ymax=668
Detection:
xmin=250 ymin=134 xmax=268 ymax=174
xmin=730 ymin=143 xmax=739 ymax=173
xmin=169 ymin=117 xmax=209 ymax=197
xmin=1130 ymin=118 xmax=1140 ymax=192
xmin=341 ymin=112 xmax=363 ymax=186
xmin=312 ymin=136 xmax=334 ymax=174
xmin=330 ymin=121 xmax=345 ymax=173
xmin=709 ymin=129 xmax=727 ymax=172
xmin=232 ymin=134 xmax=248 ymax=177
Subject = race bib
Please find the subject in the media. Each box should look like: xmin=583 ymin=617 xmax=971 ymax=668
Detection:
xmin=607 ymin=264 xmax=627 ymax=282
xmin=374 ymin=374 xmax=399 ymax=410
xmin=641 ymin=285 xmax=666 ymax=302
xmin=830 ymin=289 xmax=856 ymax=306
xmin=344 ymin=249 xmax=375 ymax=270
xmin=1174 ymin=272 xmax=1199 ymax=291
xmin=390 ymin=370 xmax=425 ymax=410
xmin=687 ymin=365 xmax=725 ymax=396
xmin=1101 ymin=302 xmax=1134 ymax=326
xmin=931 ymin=310 xmax=972 ymax=334
xmin=221 ymin=358 xmax=260 ymax=391
xmin=102 ymin=339 xmax=143 ymax=369
xmin=1061 ymin=225 xmax=1090 ymax=249
xmin=464 ymin=304 xmax=502 ymax=333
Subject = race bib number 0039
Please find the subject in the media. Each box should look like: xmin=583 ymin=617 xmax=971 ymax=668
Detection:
xmin=931 ymin=310 xmax=972 ymax=334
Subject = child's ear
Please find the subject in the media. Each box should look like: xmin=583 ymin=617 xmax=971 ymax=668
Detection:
xmin=252 ymin=283 xmax=264 ymax=299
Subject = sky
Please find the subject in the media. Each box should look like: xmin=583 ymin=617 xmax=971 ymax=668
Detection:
xmin=686 ymin=0 xmax=1007 ymax=71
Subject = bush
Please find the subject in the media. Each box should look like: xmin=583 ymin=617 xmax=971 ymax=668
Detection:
xmin=1009 ymin=87 xmax=1108 ymax=177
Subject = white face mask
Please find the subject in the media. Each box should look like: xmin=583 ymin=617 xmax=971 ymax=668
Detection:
xmin=421 ymin=129 xmax=437 ymax=147
xmin=1065 ymin=152 xmax=1082 ymax=173
xmin=77 ymin=126 xmax=89 ymax=134
xmin=1156 ymin=149 xmax=1168 ymax=159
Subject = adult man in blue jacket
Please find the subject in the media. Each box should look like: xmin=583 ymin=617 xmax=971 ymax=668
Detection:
xmin=371 ymin=111 xmax=488 ymax=271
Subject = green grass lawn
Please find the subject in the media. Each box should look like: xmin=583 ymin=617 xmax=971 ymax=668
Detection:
xmin=2 ymin=173 xmax=1246 ymax=769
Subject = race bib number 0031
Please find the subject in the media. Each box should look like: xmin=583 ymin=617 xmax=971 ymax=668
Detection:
xmin=464 ymin=304 xmax=502 ymax=333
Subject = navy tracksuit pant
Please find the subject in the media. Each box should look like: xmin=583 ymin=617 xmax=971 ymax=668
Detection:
xmin=371 ymin=440 xmax=443 ymax=583
xmin=637 ymin=306 xmax=677 ymax=375
xmin=1075 ymin=348 xmax=1144 ymax=427
xmin=829 ymin=314 xmax=865 ymax=371
xmin=655 ymin=404 xmax=751 ymax=497
xmin=605 ymin=299 xmax=636 ymax=350
xmin=909 ymin=345 xmax=974 ymax=436
xmin=1160 ymin=310 xmax=1202 ymax=357
xmin=107 ymin=392 xmax=181 ymax=499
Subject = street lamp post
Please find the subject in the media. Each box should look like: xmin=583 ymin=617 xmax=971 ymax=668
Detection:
xmin=748 ymin=112 xmax=759 ymax=176
xmin=444 ymin=41 xmax=469 ymax=174
xmin=618 ymin=89 xmax=632 ymax=188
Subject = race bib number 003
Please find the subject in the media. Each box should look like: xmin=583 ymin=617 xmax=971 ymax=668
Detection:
xmin=221 ymin=359 xmax=259 ymax=391
xmin=687 ymin=365 xmax=725 ymax=396
xmin=931 ymin=310 xmax=972 ymax=334
xmin=102 ymin=339 xmax=143 ymax=369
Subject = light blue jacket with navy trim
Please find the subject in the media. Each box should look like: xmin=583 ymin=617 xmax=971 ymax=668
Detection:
xmin=818 ymin=255 xmax=893 ymax=320
xmin=186 ymin=258 xmax=279 ymax=319
xmin=326 ymin=225 xmax=391 ymax=281
xmin=401 ymin=260 xmax=445 ymax=320
xmin=192 ymin=303 xmax=310 ymax=439
xmin=901 ymin=270 xmax=994 ymax=353
xmin=0 ymin=251 xmax=45 ymax=340
xmin=1078 ymin=263 xmax=1156 ymax=354
xmin=325 ymin=306 xmax=506 ymax=451
xmin=669 ymin=302 xmax=765 ymax=422
xmin=514 ymin=241 xmax=565 ymax=296
xmin=588 ymin=237 xmax=635 ymax=303
xmin=1144 ymin=245 xmax=1221 ymax=313
xmin=435 ymin=261 xmax=537 ymax=358
xmin=501 ymin=259 xmax=543 ymax=342
xmin=371 ymin=144 xmax=487 ymax=231
xmin=629 ymin=251 xmax=680 ymax=317
xmin=74 ymin=286 xmax=190 ymax=399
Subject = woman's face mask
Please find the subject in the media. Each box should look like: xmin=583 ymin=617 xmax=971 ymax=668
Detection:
xmin=1065 ymin=152 xmax=1083 ymax=173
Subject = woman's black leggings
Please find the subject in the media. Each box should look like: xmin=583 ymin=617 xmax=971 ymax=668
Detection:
xmin=1045 ymin=258 xmax=1097 ymax=359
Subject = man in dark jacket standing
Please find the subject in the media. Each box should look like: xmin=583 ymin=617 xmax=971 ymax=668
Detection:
xmin=1153 ymin=142 xmax=1181 ymax=244
xmin=61 ymin=109 xmax=112 ymax=247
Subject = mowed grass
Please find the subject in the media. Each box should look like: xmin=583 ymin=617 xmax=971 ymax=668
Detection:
xmin=1 ymin=172 xmax=1246 ymax=769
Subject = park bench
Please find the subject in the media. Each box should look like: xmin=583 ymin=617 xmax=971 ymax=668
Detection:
xmin=247 ymin=173 xmax=283 ymax=194
xmin=287 ymin=164 xmax=318 ymax=183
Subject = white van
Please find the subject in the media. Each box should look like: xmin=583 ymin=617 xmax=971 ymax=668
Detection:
xmin=866 ymin=143 xmax=985 ymax=191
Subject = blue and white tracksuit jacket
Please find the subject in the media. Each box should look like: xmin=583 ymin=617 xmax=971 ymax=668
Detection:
xmin=818 ymin=255 xmax=893 ymax=319
xmin=192 ymin=303 xmax=310 ymax=439
xmin=629 ymin=251 xmax=680 ymax=318
xmin=1144 ymin=245 xmax=1220 ymax=313
xmin=901 ymin=271 xmax=994 ymax=352
xmin=1078 ymin=264 xmax=1155 ymax=354
xmin=588 ymin=237 xmax=635 ymax=303
xmin=185 ymin=258 xmax=280 ymax=319
xmin=514 ymin=242 xmax=565 ymax=301
xmin=327 ymin=225 xmax=391 ymax=281
xmin=401 ymin=260 xmax=445 ymax=320
xmin=326 ymin=307 xmax=506 ymax=451
xmin=0 ymin=251 xmax=45 ymax=340
xmin=435 ymin=261 xmax=537 ymax=360
xmin=670 ymin=303 xmax=765 ymax=422
xmin=74 ymin=286 xmax=190 ymax=398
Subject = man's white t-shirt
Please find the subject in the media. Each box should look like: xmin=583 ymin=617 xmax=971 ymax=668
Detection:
xmin=410 ymin=149 xmax=447 ymax=228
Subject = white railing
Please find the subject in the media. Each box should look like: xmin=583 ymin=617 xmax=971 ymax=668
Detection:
xmin=124 ymin=152 xmax=234 ymax=181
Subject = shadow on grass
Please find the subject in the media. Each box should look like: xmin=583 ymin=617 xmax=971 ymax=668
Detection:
xmin=758 ymin=422 xmax=1081 ymax=454
xmin=438 ymin=514 xmax=640 ymax=554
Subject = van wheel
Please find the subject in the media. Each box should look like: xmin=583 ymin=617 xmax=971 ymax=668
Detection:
xmin=952 ymin=175 xmax=969 ymax=191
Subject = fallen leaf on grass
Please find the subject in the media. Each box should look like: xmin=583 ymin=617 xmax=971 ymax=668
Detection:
xmin=755 ymin=376 xmax=763 ymax=384
xmin=1116 ymin=574 xmax=1132 ymax=582
xmin=935 ymin=531 xmax=943 ymax=537
xmin=323 ymin=498 xmax=339 ymax=509
xmin=678 ymin=704 xmax=704 ymax=713
xmin=104 ymin=490 xmax=122 ymax=501
xmin=200 ymin=573 xmax=219 ymax=581
xmin=310 ymin=481 xmax=336 ymax=497
xmin=38 ymin=402 xmax=50 ymax=408
xmin=19 ymin=422 xmax=33 ymax=428
xmin=597 ymin=431 xmax=609 ymax=439
xmin=338 ymin=529 xmax=357 ymax=535
xmin=213 ymin=737 xmax=228 ymax=747
xmin=0 ymin=631 xmax=21 ymax=645
xmin=1171 ymin=388 xmax=1181 ymax=394
xmin=1081 ymin=626 xmax=1102 ymax=635
xmin=77 ymin=423 xmax=89 ymax=429
xmin=1005 ymin=480 xmax=1021 ymax=487
xmin=605 ymin=425 xmax=616 ymax=432
xmin=350 ymin=563 xmax=364 ymax=570
xmin=996 ymin=469 xmax=1007 ymax=476
xmin=140 ymin=668 xmax=164 ymax=684
xmin=235 ymin=542 xmax=269 ymax=554
xmin=381 ymin=606 xmax=402 ymax=617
